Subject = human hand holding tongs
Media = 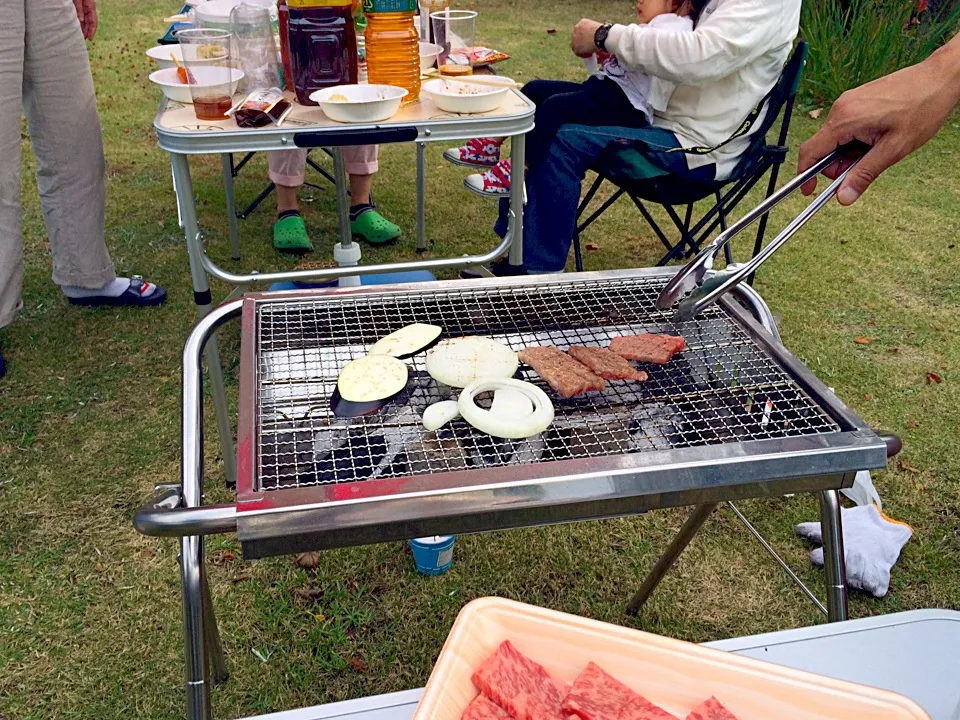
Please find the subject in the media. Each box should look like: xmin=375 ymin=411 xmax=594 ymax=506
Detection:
xmin=657 ymin=148 xmax=862 ymax=321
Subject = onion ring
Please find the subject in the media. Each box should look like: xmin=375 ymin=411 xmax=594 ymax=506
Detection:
xmin=458 ymin=378 xmax=554 ymax=439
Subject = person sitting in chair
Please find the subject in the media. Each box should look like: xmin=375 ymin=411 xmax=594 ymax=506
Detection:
xmin=461 ymin=0 xmax=802 ymax=276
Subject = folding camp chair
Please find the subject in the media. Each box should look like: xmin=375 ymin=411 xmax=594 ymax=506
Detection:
xmin=573 ymin=41 xmax=809 ymax=275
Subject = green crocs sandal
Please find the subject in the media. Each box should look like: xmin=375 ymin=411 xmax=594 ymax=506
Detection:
xmin=273 ymin=213 xmax=313 ymax=254
xmin=351 ymin=208 xmax=401 ymax=246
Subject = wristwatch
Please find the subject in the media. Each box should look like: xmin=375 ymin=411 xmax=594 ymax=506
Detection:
xmin=594 ymin=23 xmax=613 ymax=51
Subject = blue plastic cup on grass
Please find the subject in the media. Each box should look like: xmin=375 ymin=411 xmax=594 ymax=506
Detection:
xmin=409 ymin=536 xmax=455 ymax=575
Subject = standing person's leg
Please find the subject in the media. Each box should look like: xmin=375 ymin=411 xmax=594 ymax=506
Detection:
xmin=0 ymin=0 xmax=27 ymax=379
xmin=267 ymin=148 xmax=313 ymax=253
xmin=22 ymin=0 xmax=164 ymax=307
xmin=343 ymin=145 xmax=401 ymax=245
xmin=0 ymin=0 xmax=27 ymax=340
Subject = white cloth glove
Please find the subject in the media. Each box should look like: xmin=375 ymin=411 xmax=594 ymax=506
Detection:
xmin=796 ymin=504 xmax=912 ymax=598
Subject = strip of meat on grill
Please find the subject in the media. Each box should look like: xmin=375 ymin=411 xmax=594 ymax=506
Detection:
xmin=568 ymin=346 xmax=648 ymax=382
xmin=518 ymin=346 xmax=606 ymax=398
xmin=609 ymin=334 xmax=686 ymax=364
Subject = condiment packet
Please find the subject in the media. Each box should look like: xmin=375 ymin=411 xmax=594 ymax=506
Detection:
xmin=227 ymin=87 xmax=293 ymax=127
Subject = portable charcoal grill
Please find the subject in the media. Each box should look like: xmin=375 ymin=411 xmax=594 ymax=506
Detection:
xmin=135 ymin=268 xmax=895 ymax=720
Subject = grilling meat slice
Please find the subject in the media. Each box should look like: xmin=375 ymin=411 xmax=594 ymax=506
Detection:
xmin=568 ymin=346 xmax=648 ymax=382
xmin=518 ymin=346 xmax=605 ymax=398
xmin=609 ymin=334 xmax=686 ymax=364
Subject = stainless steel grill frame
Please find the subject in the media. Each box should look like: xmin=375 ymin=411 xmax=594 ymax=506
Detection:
xmin=235 ymin=269 xmax=887 ymax=558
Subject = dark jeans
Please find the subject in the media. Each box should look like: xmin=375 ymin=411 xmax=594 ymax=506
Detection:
xmin=497 ymin=123 xmax=693 ymax=273
xmin=522 ymin=77 xmax=652 ymax=168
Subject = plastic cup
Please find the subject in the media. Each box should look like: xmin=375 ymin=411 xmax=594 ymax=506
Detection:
xmin=430 ymin=10 xmax=476 ymax=77
xmin=409 ymin=536 xmax=455 ymax=575
xmin=178 ymin=28 xmax=234 ymax=120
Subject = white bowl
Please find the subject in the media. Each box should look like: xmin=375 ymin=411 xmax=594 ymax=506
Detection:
xmin=422 ymin=76 xmax=511 ymax=114
xmin=149 ymin=66 xmax=244 ymax=104
xmin=419 ymin=42 xmax=443 ymax=73
xmin=146 ymin=45 xmax=223 ymax=71
xmin=310 ymin=84 xmax=408 ymax=123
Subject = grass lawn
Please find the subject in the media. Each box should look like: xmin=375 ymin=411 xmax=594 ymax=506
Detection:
xmin=1 ymin=0 xmax=959 ymax=717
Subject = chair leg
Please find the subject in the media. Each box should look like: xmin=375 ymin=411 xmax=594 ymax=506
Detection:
xmin=573 ymin=231 xmax=584 ymax=272
xmin=748 ymin=164 xmax=783 ymax=286
xmin=717 ymin=191 xmax=734 ymax=265
xmin=237 ymin=182 xmax=276 ymax=220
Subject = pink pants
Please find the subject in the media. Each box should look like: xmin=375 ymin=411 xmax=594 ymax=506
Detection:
xmin=267 ymin=145 xmax=379 ymax=187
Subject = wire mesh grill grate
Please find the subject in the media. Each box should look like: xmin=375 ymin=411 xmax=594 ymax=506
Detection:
xmin=253 ymin=277 xmax=841 ymax=492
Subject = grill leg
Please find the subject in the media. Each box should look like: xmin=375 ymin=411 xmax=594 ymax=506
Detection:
xmin=627 ymin=503 xmax=718 ymax=616
xmin=171 ymin=153 xmax=237 ymax=488
xmin=819 ymin=489 xmax=849 ymax=622
xmin=221 ymin=154 xmax=241 ymax=261
xmin=201 ymin=561 xmax=229 ymax=684
xmin=182 ymin=536 xmax=211 ymax=720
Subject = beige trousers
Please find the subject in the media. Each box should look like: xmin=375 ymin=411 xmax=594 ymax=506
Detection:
xmin=0 ymin=0 xmax=114 ymax=329
xmin=266 ymin=145 xmax=379 ymax=187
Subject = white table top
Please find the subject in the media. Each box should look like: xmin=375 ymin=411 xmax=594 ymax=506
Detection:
xmin=240 ymin=609 xmax=960 ymax=720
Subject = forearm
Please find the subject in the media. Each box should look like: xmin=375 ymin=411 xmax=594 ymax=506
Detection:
xmin=924 ymin=33 xmax=960 ymax=108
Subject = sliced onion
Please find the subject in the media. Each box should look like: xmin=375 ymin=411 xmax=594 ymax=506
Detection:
xmin=426 ymin=336 xmax=518 ymax=388
xmin=370 ymin=323 xmax=443 ymax=358
xmin=337 ymin=354 xmax=408 ymax=402
xmin=422 ymin=400 xmax=460 ymax=431
xmin=491 ymin=386 xmax=535 ymax=419
xmin=458 ymin=378 xmax=554 ymax=439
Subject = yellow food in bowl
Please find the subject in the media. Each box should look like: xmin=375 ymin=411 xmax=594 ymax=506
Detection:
xmin=328 ymin=93 xmax=349 ymax=103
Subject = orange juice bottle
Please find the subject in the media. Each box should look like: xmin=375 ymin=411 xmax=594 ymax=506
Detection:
xmin=362 ymin=0 xmax=420 ymax=100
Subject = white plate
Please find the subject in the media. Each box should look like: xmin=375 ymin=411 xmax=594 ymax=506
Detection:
xmin=310 ymin=84 xmax=408 ymax=124
xmin=146 ymin=45 xmax=223 ymax=71
xmin=419 ymin=42 xmax=443 ymax=73
xmin=422 ymin=76 xmax=511 ymax=114
xmin=149 ymin=66 xmax=244 ymax=104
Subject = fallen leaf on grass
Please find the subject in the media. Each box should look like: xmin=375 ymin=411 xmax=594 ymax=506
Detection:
xmin=233 ymin=568 xmax=253 ymax=584
xmin=898 ymin=460 xmax=920 ymax=474
xmin=293 ymin=587 xmax=325 ymax=603
xmin=585 ymin=243 xmax=601 ymax=252
xmin=864 ymin=394 xmax=873 ymax=401
xmin=867 ymin=320 xmax=877 ymax=327
xmin=808 ymin=108 xmax=823 ymax=119
xmin=854 ymin=336 xmax=875 ymax=345
xmin=347 ymin=657 xmax=368 ymax=672
xmin=888 ymin=347 xmax=901 ymax=354
xmin=926 ymin=372 xmax=943 ymax=385
xmin=547 ymin=28 xmax=556 ymax=34
xmin=210 ymin=550 xmax=235 ymax=565
xmin=907 ymin=419 xmax=920 ymax=429
xmin=295 ymin=552 xmax=320 ymax=569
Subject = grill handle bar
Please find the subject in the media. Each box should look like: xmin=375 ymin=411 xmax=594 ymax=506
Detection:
xmin=134 ymin=486 xmax=238 ymax=537
xmin=133 ymin=298 xmax=244 ymax=538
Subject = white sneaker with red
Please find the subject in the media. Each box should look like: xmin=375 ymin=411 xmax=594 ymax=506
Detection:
xmin=443 ymin=137 xmax=502 ymax=168
xmin=464 ymin=159 xmax=511 ymax=198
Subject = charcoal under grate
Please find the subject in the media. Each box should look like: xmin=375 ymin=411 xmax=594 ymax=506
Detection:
xmin=252 ymin=276 xmax=840 ymax=492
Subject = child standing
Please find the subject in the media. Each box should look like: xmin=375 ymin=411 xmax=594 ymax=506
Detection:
xmin=447 ymin=0 xmax=707 ymax=196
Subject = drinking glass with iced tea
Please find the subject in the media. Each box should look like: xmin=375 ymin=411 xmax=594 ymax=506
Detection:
xmin=430 ymin=9 xmax=476 ymax=77
xmin=178 ymin=28 xmax=235 ymax=120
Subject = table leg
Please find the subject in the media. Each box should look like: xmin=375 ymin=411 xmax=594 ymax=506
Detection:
xmin=416 ymin=142 xmax=427 ymax=252
xmin=819 ymin=489 xmax=849 ymax=622
xmin=626 ymin=503 xmax=718 ymax=616
xmin=221 ymin=154 xmax=242 ymax=261
xmin=331 ymin=148 xmax=361 ymax=287
xmin=171 ymin=153 xmax=238 ymax=488
xmin=508 ymin=134 xmax=525 ymax=267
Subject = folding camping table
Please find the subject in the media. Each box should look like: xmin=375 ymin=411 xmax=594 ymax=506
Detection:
xmin=237 ymin=609 xmax=960 ymax=720
xmin=155 ymin=88 xmax=535 ymax=485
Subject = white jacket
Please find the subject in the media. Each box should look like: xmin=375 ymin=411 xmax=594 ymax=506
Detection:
xmin=606 ymin=0 xmax=801 ymax=178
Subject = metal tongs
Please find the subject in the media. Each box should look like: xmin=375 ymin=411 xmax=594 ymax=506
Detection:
xmin=656 ymin=149 xmax=858 ymax=321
